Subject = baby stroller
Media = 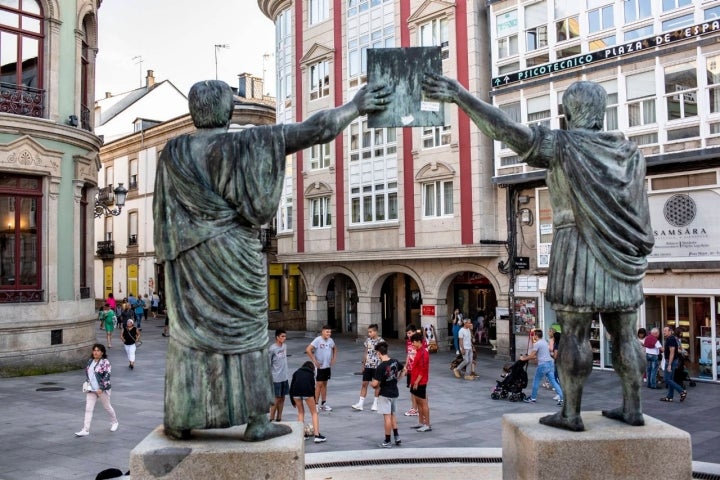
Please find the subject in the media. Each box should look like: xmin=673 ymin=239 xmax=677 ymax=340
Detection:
xmin=673 ymin=351 xmax=697 ymax=389
xmin=491 ymin=359 xmax=528 ymax=402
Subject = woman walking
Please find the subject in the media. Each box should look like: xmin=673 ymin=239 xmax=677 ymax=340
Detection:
xmin=99 ymin=304 xmax=115 ymax=348
xmin=75 ymin=344 xmax=118 ymax=436
xmin=120 ymin=318 xmax=141 ymax=369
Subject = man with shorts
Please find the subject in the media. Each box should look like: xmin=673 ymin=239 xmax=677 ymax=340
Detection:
xmin=409 ymin=332 xmax=431 ymax=432
xmin=371 ymin=341 xmax=404 ymax=448
xmin=306 ymin=326 xmax=337 ymax=411
xmin=269 ymin=329 xmax=289 ymax=421
xmin=352 ymin=323 xmax=384 ymax=411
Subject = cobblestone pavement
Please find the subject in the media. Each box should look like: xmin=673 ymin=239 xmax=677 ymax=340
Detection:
xmin=0 ymin=320 xmax=717 ymax=479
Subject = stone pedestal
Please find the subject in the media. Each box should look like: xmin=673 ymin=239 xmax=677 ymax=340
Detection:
xmin=502 ymin=411 xmax=691 ymax=480
xmin=130 ymin=423 xmax=304 ymax=479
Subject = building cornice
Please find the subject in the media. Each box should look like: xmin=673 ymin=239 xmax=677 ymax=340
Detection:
xmin=277 ymin=244 xmax=506 ymax=264
xmin=0 ymin=114 xmax=102 ymax=151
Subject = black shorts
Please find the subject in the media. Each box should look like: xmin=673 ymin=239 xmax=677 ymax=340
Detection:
xmin=362 ymin=367 xmax=376 ymax=382
xmin=316 ymin=367 xmax=331 ymax=382
xmin=411 ymin=384 xmax=427 ymax=399
xmin=406 ymin=371 xmax=412 ymax=388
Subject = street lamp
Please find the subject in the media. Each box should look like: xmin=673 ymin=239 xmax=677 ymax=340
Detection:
xmin=214 ymin=44 xmax=230 ymax=80
xmin=95 ymin=183 xmax=128 ymax=218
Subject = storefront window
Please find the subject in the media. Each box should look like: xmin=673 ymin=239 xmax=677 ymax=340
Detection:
xmin=514 ymin=297 xmax=537 ymax=335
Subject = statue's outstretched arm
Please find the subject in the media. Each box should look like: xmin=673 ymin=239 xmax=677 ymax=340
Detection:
xmin=284 ymin=85 xmax=391 ymax=154
xmin=423 ymin=73 xmax=534 ymax=154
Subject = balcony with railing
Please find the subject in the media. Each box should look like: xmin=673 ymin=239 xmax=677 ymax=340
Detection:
xmin=0 ymin=83 xmax=44 ymax=118
xmin=128 ymin=234 xmax=138 ymax=247
xmin=80 ymin=104 xmax=91 ymax=131
xmin=260 ymin=227 xmax=276 ymax=253
xmin=96 ymin=240 xmax=114 ymax=258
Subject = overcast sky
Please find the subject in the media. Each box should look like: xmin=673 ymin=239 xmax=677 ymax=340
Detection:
xmin=95 ymin=0 xmax=276 ymax=98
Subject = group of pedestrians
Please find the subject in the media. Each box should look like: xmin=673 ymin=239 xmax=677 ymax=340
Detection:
xmin=268 ymin=324 xmax=432 ymax=448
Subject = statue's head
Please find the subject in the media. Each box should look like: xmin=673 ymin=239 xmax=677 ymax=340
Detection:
xmin=562 ymin=81 xmax=607 ymax=131
xmin=188 ymin=80 xmax=234 ymax=128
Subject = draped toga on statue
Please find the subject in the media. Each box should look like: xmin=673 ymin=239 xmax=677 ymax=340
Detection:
xmin=153 ymin=124 xmax=286 ymax=431
xmin=522 ymin=125 xmax=654 ymax=313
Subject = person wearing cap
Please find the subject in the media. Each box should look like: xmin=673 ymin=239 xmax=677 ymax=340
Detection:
xmin=120 ymin=318 xmax=140 ymax=370
xmin=453 ymin=319 xmax=475 ymax=380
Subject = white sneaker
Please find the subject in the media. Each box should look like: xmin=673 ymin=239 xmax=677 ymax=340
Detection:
xmin=370 ymin=400 xmax=378 ymax=411
xmin=416 ymin=425 xmax=432 ymax=432
xmin=351 ymin=402 xmax=364 ymax=411
xmin=321 ymin=404 xmax=332 ymax=411
xmin=110 ymin=422 xmax=119 ymax=432
xmin=552 ymin=394 xmax=560 ymax=401
xmin=74 ymin=429 xmax=89 ymax=437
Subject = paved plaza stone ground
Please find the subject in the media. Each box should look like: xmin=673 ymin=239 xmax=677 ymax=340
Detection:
xmin=1 ymin=317 xmax=719 ymax=479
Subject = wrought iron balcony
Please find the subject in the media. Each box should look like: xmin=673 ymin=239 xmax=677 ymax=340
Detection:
xmin=0 ymin=83 xmax=44 ymax=118
xmin=259 ymin=227 xmax=276 ymax=252
xmin=96 ymin=240 xmax=114 ymax=258
xmin=128 ymin=234 xmax=138 ymax=246
xmin=80 ymin=104 xmax=91 ymax=131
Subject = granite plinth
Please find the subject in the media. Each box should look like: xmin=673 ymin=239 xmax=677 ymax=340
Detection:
xmin=502 ymin=411 xmax=692 ymax=480
xmin=129 ymin=423 xmax=304 ymax=479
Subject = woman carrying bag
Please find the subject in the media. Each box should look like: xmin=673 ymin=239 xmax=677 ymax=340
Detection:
xmin=75 ymin=344 xmax=118 ymax=437
xmin=121 ymin=318 xmax=141 ymax=369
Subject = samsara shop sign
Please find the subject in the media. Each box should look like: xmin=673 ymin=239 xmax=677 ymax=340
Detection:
xmin=648 ymin=190 xmax=720 ymax=263
xmin=492 ymin=20 xmax=720 ymax=88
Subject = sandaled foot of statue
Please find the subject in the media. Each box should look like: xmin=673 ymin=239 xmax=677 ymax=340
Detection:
xmin=243 ymin=415 xmax=292 ymax=442
xmin=539 ymin=412 xmax=585 ymax=432
xmin=601 ymin=407 xmax=644 ymax=426
xmin=164 ymin=427 xmax=192 ymax=440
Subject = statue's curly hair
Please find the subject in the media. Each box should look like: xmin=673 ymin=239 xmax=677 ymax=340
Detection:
xmin=188 ymin=80 xmax=233 ymax=128
xmin=562 ymin=81 xmax=607 ymax=131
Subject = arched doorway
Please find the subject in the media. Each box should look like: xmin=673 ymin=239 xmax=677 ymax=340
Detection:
xmin=326 ymin=275 xmax=359 ymax=333
xmin=448 ymin=271 xmax=497 ymax=347
xmin=378 ymin=273 xmax=421 ymax=340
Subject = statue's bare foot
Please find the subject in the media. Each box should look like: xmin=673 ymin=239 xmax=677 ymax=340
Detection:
xmin=165 ymin=427 xmax=192 ymax=440
xmin=243 ymin=416 xmax=292 ymax=442
xmin=602 ymin=407 xmax=644 ymax=426
xmin=539 ymin=412 xmax=584 ymax=432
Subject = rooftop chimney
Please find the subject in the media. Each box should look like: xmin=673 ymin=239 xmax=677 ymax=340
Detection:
xmin=238 ymin=73 xmax=263 ymax=100
xmin=146 ymin=70 xmax=155 ymax=88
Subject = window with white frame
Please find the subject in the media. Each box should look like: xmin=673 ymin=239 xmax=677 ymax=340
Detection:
xmin=526 ymin=95 xmax=551 ymax=128
xmin=589 ymin=34 xmax=615 ymax=52
xmin=706 ymin=6 xmax=720 ymax=21
xmin=419 ymin=16 xmax=449 ymax=59
xmin=496 ymin=9 xmax=519 ymax=59
xmin=662 ymin=0 xmax=692 ymax=12
xmin=557 ymin=91 xmax=567 ymax=130
xmin=662 ymin=14 xmax=694 ymax=32
xmin=587 ymin=0 xmax=613 ymax=34
xmin=624 ymin=0 xmax=652 ymax=23
xmin=310 ymin=142 xmax=331 ymax=169
xmin=707 ymin=54 xmax=720 ymax=114
xmin=499 ymin=101 xmax=521 ymax=149
xmin=129 ymin=159 xmax=138 ymax=189
xmin=309 ymin=60 xmax=330 ymax=100
xmin=525 ymin=1 xmax=548 ymax=52
xmin=128 ymin=211 xmax=138 ymax=246
xmin=347 ymin=1 xmax=394 ymax=88
xmin=422 ymin=104 xmax=451 ymax=149
xmin=276 ymin=9 xmax=293 ymax=101
xmin=310 ymin=196 xmax=331 ymax=228
xmin=626 ymin=71 xmax=656 ymax=127
xmin=664 ymin=62 xmax=698 ymax=121
xmin=309 ymin=0 xmax=329 ymax=25
xmin=555 ymin=15 xmax=579 ymax=43
xmin=348 ymin=118 xmax=398 ymax=224
xmin=624 ymin=25 xmax=653 ymax=41
xmin=422 ymin=180 xmax=453 ymax=218
xmin=600 ymin=79 xmax=618 ymax=131
xmin=278 ymin=173 xmax=293 ymax=232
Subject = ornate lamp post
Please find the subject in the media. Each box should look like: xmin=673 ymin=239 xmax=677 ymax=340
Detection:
xmin=95 ymin=183 xmax=128 ymax=218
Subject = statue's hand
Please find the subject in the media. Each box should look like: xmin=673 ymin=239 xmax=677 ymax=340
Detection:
xmin=353 ymin=84 xmax=392 ymax=116
xmin=423 ymin=72 xmax=459 ymax=103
